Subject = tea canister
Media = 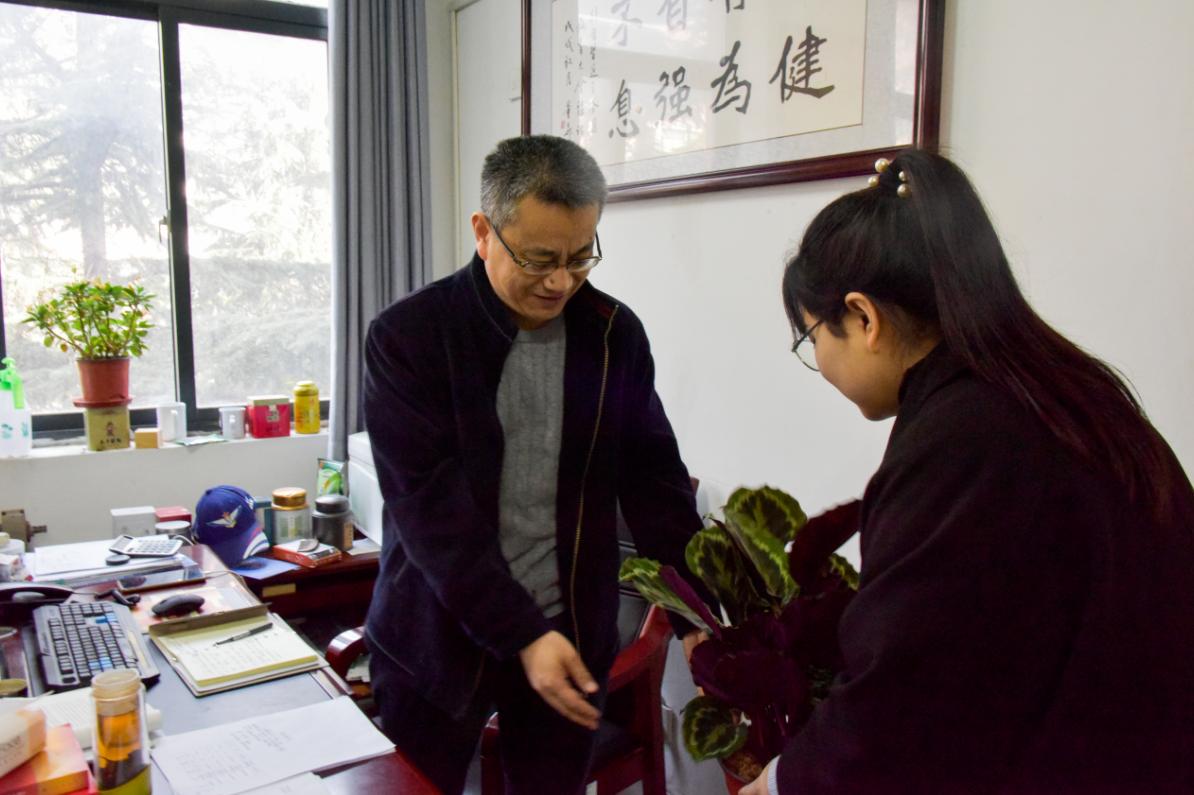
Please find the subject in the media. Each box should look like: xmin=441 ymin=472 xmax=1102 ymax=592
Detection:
xmin=293 ymin=381 xmax=320 ymax=435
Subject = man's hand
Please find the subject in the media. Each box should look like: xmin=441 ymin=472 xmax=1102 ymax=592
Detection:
xmin=740 ymin=757 xmax=777 ymax=795
xmin=518 ymin=631 xmax=601 ymax=730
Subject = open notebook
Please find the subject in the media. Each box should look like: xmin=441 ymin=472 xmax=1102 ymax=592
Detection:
xmin=149 ymin=607 xmax=323 ymax=696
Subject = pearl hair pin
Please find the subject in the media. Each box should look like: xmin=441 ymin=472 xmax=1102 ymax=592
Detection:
xmin=868 ymin=157 xmax=910 ymax=196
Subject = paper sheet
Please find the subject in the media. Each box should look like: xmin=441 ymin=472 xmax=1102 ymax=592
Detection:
xmin=152 ymin=697 xmax=394 ymax=795
xmin=0 ymin=688 xmax=162 ymax=750
xmin=241 ymin=773 xmax=331 ymax=795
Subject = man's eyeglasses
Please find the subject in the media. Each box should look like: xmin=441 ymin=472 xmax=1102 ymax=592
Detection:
xmin=488 ymin=217 xmax=602 ymax=277
xmin=791 ymin=320 xmax=823 ymax=372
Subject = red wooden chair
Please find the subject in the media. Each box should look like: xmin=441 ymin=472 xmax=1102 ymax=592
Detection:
xmin=326 ymin=601 xmax=673 ymax=795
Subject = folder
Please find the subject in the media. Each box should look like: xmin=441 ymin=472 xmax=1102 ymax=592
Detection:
xmin=148 ymin=605 xmax=323 ymax=696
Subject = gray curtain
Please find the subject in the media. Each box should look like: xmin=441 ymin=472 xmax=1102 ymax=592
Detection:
xmin=328 ymin=0 xmax=433 ymax=460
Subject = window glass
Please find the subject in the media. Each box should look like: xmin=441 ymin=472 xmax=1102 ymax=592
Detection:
xmin=0 ymin=5 xmax=175 ymax=413
xmin=180 ymin=25 xmax=332 ymax=408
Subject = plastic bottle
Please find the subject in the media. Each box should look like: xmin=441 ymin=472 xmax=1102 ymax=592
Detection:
xmin=92 ymin=668 xmax=151 ymax=794
xmin=0 ymin=357 xmax=33 ymax=458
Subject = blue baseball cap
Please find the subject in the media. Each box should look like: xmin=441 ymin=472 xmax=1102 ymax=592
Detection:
xmin=194 ymin=485 xmax=269 ymax=566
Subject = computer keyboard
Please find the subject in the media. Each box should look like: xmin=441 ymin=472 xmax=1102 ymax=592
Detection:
xmin=33 ymin=601 xmax=159 ymax=690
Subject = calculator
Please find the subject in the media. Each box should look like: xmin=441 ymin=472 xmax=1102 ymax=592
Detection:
xmin=109 ymin=534 xmax=185 ymax=558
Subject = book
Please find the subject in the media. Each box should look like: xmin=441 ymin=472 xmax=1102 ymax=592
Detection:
xmin=271 ymin=540 xmax=341 ymax=569
xmin=0 ymin=725 xmax=88 ymax=795
xmin=149 ymin=607 xmax=323 ymax=696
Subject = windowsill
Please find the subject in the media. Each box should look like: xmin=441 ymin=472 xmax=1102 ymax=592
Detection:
xmin=22 ymin=429 xmax=328 ymax=460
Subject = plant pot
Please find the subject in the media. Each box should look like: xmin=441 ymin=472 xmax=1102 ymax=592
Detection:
xmin=720 ymin=750 xmax=763 ymax=795
xmin=77 ymin=357 xmax=130 ymax=404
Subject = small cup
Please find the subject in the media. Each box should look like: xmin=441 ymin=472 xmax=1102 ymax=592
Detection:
xmin=219 ymin=406 xmax=246 ymax=439
xmin=157 ymin=402 xmax=186 ymax=442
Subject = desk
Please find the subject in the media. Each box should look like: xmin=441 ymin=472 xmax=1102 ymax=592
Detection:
xmin=245 ymin=547 xmax=379 ymax=620
xmin=14 ymin=545 xmax=436 ymax=795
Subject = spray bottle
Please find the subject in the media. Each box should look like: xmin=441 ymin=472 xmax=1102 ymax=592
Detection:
xmin=0 ymin=357 xmax=33 ymax=458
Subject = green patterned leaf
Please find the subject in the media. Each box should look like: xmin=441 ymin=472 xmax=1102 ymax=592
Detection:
xmin=682 ymin=695 xmax=748 ymax=761
xmin=722 ymin=486 xmax=806 ymax=602
xmin=829 ymin=553 xmax=860 ymax=591
xmin=686 ymin=523 xmax=765 ymax=624
xmin=618 ymin=557 xmax=714 ymax=634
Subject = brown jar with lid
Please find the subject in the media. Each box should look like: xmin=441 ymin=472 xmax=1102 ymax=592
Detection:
xmin=271 ymin=487 xmax=312 ymax=544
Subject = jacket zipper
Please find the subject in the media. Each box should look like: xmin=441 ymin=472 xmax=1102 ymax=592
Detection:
xmin=569 ymin=305 xmax=619 ymax=653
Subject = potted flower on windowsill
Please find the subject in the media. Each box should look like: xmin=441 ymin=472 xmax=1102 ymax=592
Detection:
xmin=619 ymin=486 xmax=860 ymax=793
xmin=23 ymin=279 xmax=154 ymax=405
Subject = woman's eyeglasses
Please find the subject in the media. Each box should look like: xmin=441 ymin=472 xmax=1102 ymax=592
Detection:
xmin=791 ymin=320 xmax=823 ymax=372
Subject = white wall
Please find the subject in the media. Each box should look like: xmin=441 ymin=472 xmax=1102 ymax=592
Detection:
xmin=584 ymin=0 xmax=1194 ymax=533
xmin=0 ymin=434 xmax=327 ymax=545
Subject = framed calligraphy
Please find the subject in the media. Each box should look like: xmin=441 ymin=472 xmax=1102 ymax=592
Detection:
xmin=523 ymin=0 xmax=944 ymax=201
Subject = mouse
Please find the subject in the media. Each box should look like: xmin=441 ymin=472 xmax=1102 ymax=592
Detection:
xmin=151 ymin=593 xmax=205 ymax=618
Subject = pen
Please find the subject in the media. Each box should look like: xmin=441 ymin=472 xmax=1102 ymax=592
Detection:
xmin=214 ymin=623 xmax=274 ymax=646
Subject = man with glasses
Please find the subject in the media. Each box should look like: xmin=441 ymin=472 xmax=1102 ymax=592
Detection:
xmin=362 ymin=135 xmax=709 ymax=795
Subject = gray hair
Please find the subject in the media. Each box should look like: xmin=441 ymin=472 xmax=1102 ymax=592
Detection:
xmin=480 ymin=135 xmax=608 ymax=229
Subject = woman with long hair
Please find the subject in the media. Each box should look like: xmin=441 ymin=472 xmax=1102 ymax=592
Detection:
xmin=744 ymin=150 xmax=1194 ymax=794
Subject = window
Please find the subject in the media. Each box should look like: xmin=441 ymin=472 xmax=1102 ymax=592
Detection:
xmin=0 ymin=0 xmax=330 ymax=435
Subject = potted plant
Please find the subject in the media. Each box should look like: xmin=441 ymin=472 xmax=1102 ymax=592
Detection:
xmin=619 ymin=486 xmax=860 ymax=792
xmin=23 ymin=279 xmax=154 ymax=404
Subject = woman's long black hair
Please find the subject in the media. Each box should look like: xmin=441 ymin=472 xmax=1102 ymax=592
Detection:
xmin=783 ymin=149 xmax=1177 ymax=522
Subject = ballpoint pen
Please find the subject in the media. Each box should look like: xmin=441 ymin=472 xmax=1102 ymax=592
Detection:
xmin=214 ymin=622 xmax=275 ymax=646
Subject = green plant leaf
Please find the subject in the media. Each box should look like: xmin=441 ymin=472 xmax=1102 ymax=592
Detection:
xmin=682 ymin=695 xmax=747 ymax=761
xmin=618 ymin=557 xmax=714 ymax=634
xmin=686 ymin=523 xmax=766 ymax=623
xmin=828 ymin=553 xmax=860 ymax=591
xmin=722 ymin=486 xmax=807 ymax=603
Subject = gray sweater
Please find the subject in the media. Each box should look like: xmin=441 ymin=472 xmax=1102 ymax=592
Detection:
xmin=495 ymin=316 xmax=565 ymax=617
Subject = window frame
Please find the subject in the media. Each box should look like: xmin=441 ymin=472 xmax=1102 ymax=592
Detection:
xmin=0 ymin=0 xmax=331 ymax=437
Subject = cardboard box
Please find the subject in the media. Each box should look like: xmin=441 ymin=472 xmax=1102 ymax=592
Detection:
xmin=82 ymin=405 xmax=130 ymax=452
xmin=246 ymin=396 xmax=290 ymax=439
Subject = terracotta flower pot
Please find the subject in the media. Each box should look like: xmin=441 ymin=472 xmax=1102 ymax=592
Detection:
xmin=720 ymin=750 xmax=760 ymax=795
xmin=76 ymin=357 xmax=130 ymax=404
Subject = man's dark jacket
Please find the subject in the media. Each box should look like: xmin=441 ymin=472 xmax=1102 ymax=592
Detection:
xmin=363 ymin=255 xmax=704 ymax=720
xmin=777 ymin=344 xmax=1194 ymax=794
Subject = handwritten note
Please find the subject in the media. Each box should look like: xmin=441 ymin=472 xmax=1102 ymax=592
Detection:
xmin=154 ymin=615 xmax=319 ymax=686
xmin=152 ymin=697 xmax=393 ymax=795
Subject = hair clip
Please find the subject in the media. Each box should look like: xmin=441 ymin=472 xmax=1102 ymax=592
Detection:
xmin=867 ymin=175 xmax=879 ymax=187
xmin=874 ymin=158 xmax=890 ymax=173
xmin=897 ymin=183 xmax=910 ymax=198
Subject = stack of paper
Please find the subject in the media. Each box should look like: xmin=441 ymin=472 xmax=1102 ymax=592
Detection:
xmin=0 ymin=688 xmax=163 ymax=751
xmin=152 ymin=697 xmax=394 ymax=795
xmin=149 ymin=609 xmax=322 ymax=696
xmin=24 ymin=540 xmax=193 ymax=587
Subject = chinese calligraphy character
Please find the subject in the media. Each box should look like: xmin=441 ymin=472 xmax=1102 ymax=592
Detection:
xmin=769 ymin=26 xmax=835 ymax=101
xmin=658 ymin=0 xmax=687 ymax=31
xmin=710 ymin=40 xmax=751 ymax=114
xmin=654 ymin=67 xmax=694 ymax=122
xmin=711 ymin=0 xmax=744 ymax=13
xmin=609 ymin=78 xmax=640 ymax=138
xmin=611 ymin=0 xmax=642 ymax=47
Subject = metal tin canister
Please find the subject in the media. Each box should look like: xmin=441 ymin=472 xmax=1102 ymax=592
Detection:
xmin=271 ymin=487 xmax=312 ymax=543
xmin=312 ymin=494 xmax=354 ymax=551
xmin=293 ymin=381 xmax=320 ymax=434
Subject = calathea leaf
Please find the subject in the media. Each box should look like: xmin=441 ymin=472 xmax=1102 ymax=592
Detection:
xmin=723 ymin=486 xmax=806 ymax=603
xmin=685 ymin=522 xmax=764 ymax=623
xmin=659 ymin=565 xmax=723 ymax=639
xmin=618 ymin=557 xmax=715 ymax=634
xmin=788 ymin=500 xmax=862 ymax=592
xmin=682 ymin=695 xmax=747 ymax=761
